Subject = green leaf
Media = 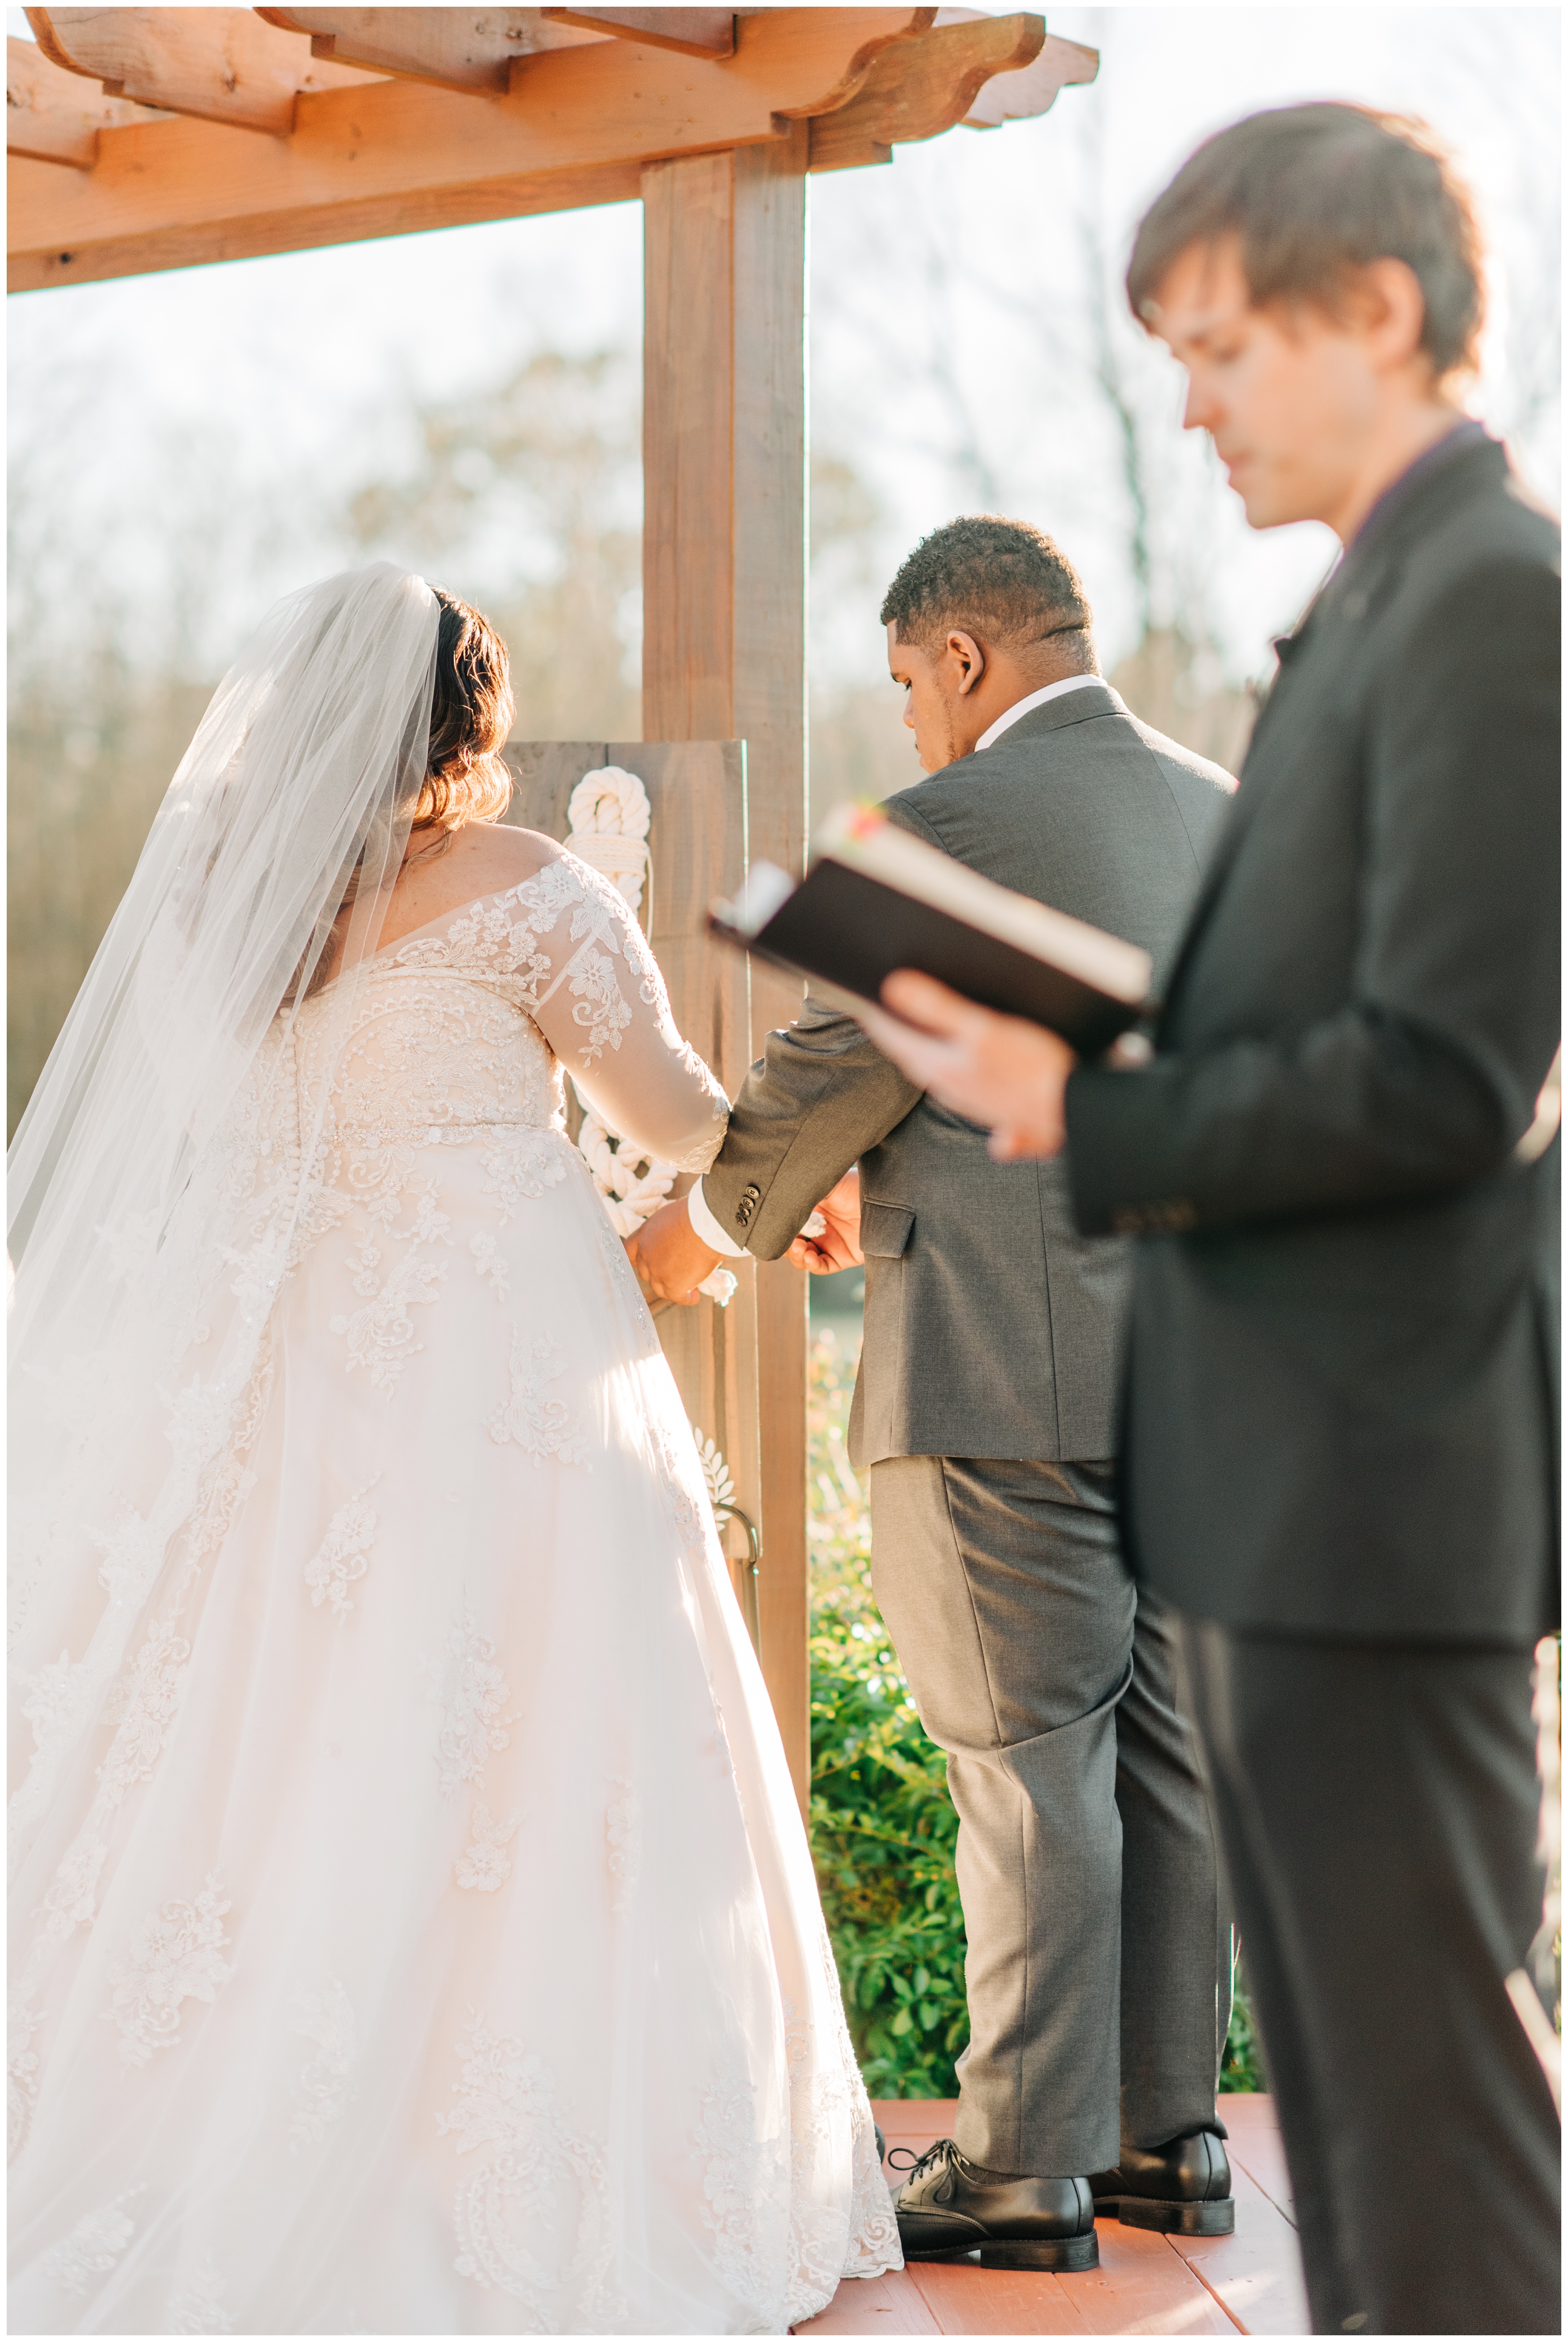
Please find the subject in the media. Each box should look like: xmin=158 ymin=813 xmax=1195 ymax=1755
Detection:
xmin=890 ymin=2006 xmax=914 ymax=2036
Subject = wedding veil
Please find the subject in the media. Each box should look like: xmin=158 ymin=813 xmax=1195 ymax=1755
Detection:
xmin=8 ymin=564 xmax=439 ymax=1879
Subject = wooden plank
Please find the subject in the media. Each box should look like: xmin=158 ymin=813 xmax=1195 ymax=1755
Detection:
xmin=796 ymin=2268 xmax=943 ymax=2334
xmin=905 ymin=2260 xmax=1087 ymax=2334
xmin=809 ymin=10 xmax=1042 ymax=174
xmin=1169 ymin=2162 xmax=1310 ymax=2338
xmin=7 ymin=148 xmax=642 ymax=292
xmin=9 ymin=8 xmax=929 ymax=291
xmin=543 ymin=8 xmax=736 ymax=59
xmin=961 ymin=30 xmax=1098 ymax=127
xmin=642 ymin=148 xmax=735 ymax=744
xmin=258 ymin=8 xmax=608 ymax=96
xmin=641 ymin=121 xmax=812 ymax=1808
xmin=1220 ymin=2094 xmax=1296 ymax=2225
xmin=1056 ymin=2224 xmax=1236 ymax=2337
xmin=731 ymin=124 xmax=811 ymax=1822
xmin=6 ymin=34 xmax=168 ymax=168
xmin=27 ymin=7 xmax=378 ymax=134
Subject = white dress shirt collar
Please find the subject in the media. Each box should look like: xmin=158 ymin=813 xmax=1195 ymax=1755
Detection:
xmin=974 ymin=672 xmax=1106 ymax=755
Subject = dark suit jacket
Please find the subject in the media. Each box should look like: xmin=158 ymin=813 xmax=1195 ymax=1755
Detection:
xmin=1066 ymin=435 xmax=1561 ymax=1642
xmin=701 ymin=684 xmax=1232 ymax=1466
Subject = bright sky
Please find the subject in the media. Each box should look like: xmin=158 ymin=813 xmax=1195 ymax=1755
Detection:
xmin=9 ymin=6 xmax=1561 ymax=702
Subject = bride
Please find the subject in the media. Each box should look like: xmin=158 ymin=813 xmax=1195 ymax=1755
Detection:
xmin=8 ymin=564 xmax=899 ymax=2334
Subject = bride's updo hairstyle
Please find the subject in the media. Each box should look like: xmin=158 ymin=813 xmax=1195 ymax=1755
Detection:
xmin=412 ymin=587 xmax=516 ymax=832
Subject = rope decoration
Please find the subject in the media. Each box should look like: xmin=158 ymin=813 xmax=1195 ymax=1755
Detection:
xmin=565 ymin=765 xmax=736 ymax=1309
xmin=566 ymin=766 xmax=654 ymax=926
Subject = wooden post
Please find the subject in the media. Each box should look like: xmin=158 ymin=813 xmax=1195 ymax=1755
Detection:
xmin=642 ymin=125 xmax=811 ymax=1809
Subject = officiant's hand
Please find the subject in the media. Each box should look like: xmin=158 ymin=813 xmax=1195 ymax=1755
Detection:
xmin=788 ymin=1170 xmax=864 ymax=1274
xmin=857 ymin=970 xmax=1078 ymax=1161
xmin=625 ymin=1197 xmax=720 ymax=1307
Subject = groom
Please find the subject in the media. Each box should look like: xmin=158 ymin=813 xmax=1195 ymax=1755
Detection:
xmin=630 ymin=518 xmax=1236 ymax=2271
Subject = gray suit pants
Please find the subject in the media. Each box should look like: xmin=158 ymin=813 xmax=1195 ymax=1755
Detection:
xmin=869 ymin=1455 xmax=1230 ymax=2178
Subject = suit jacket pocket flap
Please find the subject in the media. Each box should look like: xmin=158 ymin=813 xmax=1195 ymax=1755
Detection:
xmin=860 ymin=1200 xmax=915 ymax=1258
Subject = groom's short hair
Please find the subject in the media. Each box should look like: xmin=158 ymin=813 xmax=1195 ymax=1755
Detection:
xmin=880 ymin=517 xmax=1095 ymax=667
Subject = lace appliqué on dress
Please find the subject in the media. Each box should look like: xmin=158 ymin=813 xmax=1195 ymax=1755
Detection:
xmin=470 ymin=1231 xmax=511 ymax=1303
xmin=289 ymin=1977 xmax=358 ymax=2150
xmin=454 ymin=1801 xmax=520 ymax=1893
xmin=39 ymin=2192 xmax=142 ymax=2299
xmin=487 ymin=1328 xmax=588 ymax=1466
xmin=330 ymin=1245 xmax=448 ymax=1394
xmin=303 ymin=1485 xmax=379 ymax=1619
xmin=480 ymin=1131 xmax=568 ymax=1226
xmin=604 ymin=1779 xmax=640 ymax=1916
xmin=429 ymin=1613 xmax=518 ymax=1798
xmin=436 ymin=2012 xmax=624 ymax=2328
xmin=104 ymin=1873 xmax=232 ymax=2070
xmin=694 ymin=2061 xmax=792 ymax=2331
xmin=167 ymin=2254 xmax=235 ymax=2334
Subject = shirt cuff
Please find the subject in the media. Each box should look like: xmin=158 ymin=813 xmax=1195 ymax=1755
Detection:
xmin=687 ymin=1178 xmax=748 ymax=1258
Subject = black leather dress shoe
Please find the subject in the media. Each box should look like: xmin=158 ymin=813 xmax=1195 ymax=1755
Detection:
xmin=889 ymin=2138 xmax=1099 ymax=2271
xmin=1089 ymin=2129 xmax=1235 ymax=2235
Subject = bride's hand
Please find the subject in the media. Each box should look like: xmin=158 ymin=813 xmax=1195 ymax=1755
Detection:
xmin=625 ymin=1198 xmax=721 ymax=1307
xmin=787 ymin=1170 xmax=864 ymax=1273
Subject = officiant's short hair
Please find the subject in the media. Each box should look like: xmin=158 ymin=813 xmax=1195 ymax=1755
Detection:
xmin=1127 ymin=103 xmax=1484 ymax=380
xmin=880 ymin=518 xmax=1094 ymax=664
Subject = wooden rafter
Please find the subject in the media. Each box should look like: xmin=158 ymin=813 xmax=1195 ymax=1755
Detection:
xmin=26 ymin=6 xmax=380 ymax=135
xmin=962 ymin=29 xmax=1097 ymax=126
xmin=809 ymin=8 xmax=1042 ymax=173
xmin=6 ymin=38 xmax=170 ymax=169
xmin=9 ymin=7 xmax=936 ymax=288
xmin=541 ymin=9 xmax=735 ymax=60
xmin=254 ymin=9 xmax=609 ymax=99
xmin=8 ymin=5 xmax=1099 ymax=293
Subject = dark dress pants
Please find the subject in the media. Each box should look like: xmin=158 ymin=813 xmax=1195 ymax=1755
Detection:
xmin=1178 ymin=1620 xmax=1560 ymax=2337
xmin=870 ymin=1455 xmax=1231 ymax=2178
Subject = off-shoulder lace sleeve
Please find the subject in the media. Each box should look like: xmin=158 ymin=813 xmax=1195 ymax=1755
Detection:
xmin=513 ymin=853 xmax=729 ymax=1171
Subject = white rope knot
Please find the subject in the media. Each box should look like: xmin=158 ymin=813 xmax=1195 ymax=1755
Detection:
xmin=567 ymin=767 xmax=653 ymax=921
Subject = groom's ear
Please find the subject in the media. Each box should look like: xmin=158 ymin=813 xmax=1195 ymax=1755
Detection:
xmin=946 ymin=631 xmax=987 ymax=697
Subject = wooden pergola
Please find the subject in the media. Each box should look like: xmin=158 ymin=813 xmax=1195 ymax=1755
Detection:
xmin=8 ymin=5 xmax=1097 ymax=1803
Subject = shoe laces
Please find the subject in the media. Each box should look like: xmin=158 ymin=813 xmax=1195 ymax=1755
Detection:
xmin=887 ymin=2139 xmax=954 ymax=2184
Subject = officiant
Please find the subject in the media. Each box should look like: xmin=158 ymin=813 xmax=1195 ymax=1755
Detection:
xmin=629 ymin=518 xmax=1236 ymax=2271
xmin=848 ymin=109 xmax=1561 ymax=2336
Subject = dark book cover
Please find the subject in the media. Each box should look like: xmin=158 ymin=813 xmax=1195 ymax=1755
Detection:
xmin=710 ymin=805 xmax=1152 ymax=1059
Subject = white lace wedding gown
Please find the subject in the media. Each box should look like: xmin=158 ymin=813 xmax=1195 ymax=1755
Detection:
xmin=9 ymin=851 xmax=900 ymax=2335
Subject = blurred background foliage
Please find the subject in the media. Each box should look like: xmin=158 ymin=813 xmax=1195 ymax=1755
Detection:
xmin=807 ymin=1313 xmax=1264 ymax=2099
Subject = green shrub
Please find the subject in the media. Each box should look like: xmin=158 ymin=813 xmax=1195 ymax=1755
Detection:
xmin=806 ymin=1321 xmax=1259 ymax=2099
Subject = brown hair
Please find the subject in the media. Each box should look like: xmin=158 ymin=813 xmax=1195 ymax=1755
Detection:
xmin=879 ymin=516 xmax=1096 ymax=669
xmin=1126 ymin=103 xmax=1485 ymax=380
xmin=412 ymin=588 xmax=514 ymax=833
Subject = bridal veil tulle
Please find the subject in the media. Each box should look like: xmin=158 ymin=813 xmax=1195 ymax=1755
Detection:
xmin=8 ymin=564 xmax=899 ymax=2332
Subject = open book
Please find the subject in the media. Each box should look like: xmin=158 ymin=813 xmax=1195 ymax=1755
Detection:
xmin=709 ymin=802 xmax=1153 ymax=1058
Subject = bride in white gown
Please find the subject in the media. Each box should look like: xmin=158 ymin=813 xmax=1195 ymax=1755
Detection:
xmin=8 ymin=565 xmax=899 ymax=2334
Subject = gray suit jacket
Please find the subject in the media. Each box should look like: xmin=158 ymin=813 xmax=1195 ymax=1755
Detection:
xmin=703 ymin=684 xmax=1233 ymax=1467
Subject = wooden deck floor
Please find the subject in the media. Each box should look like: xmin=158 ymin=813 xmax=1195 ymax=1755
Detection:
xmin=798 ymin=2095 xmax=1310 ymax=2337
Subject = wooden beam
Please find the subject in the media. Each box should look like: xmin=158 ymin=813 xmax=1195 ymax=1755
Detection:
xmin=256 ymin=9 xmax=608 ymax=99
xmin=542 ymin=9 xmax=735 ymax=60
xmin=7 ymin=148 xmax=642 ymax=289
xmin=9 ymin=8 xmax=931 ymax=291
xmin=962 ymin=30 xmax=1098 ymax=127
xmin=26 ymin=8 xmax=379 ymax=136
xmin=809 ymin=8 xmax=1042 ymax=173
xmin=642 ymin=127 xmax=812 ymax=1812
xmin=6 ymin=35 xmax=169 ymax=169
